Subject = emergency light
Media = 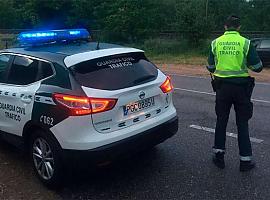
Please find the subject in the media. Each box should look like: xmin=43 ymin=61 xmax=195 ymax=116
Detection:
xmin=17 ymin=29 xmax=90 ymax=46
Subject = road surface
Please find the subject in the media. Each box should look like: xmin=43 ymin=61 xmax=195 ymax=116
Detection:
xmin=1 ymin=74 xmax=270 ymax=200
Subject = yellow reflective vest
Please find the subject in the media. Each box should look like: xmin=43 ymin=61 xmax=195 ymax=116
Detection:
xmin=211 ymin=31 xmax=250 ymax=77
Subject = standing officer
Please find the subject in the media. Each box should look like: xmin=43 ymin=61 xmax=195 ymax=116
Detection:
xmin=207 ymin=15 xmax=263 ymax=171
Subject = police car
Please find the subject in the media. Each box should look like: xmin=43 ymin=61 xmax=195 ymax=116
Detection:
xmin=0 ymin=29 xmax=178 ymax=187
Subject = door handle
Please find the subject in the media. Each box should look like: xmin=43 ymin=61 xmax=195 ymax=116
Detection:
xmin=21 ymin=96 xmax=32 ymax=104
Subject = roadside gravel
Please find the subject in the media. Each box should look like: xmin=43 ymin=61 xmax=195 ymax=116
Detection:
xmin=158 ymin=63 xmax=270 ymax=83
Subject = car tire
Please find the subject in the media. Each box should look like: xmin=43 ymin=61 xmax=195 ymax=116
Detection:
xmin=30 ymin=129 xmax=64 ymax=188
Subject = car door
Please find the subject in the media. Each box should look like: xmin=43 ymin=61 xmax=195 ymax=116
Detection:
xmin=257 ymin=39 xmax=270 ymax=66
xmin=0 ymin=55 xmax=41 ymax=136
xmin=0 ymin=53 xmax=13 ymax=132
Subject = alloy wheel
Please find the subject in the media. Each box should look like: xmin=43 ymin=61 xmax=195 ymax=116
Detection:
xmin=32 ymin=138 xmax=55 ymax=180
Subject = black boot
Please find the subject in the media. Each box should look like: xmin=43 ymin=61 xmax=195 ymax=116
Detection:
xmin=212 ymin=152 xmax=225 ymax=169
xmin=240 ymin=160 xmax=256 ymax=172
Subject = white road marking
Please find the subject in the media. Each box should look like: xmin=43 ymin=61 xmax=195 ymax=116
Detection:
xmin=189 ymin=125 xmax=264 ymax=144
xmin=170 ymin=74 xmax=270 ymax=86
xmin=170 ymin=74 xmax=208 ymax=79
xmin=256 ymin=82 xmax=270 ymax=86
xmin=175 ymin=87 xmax=270 ymax=104
xmin=175 ymin=88 xmax=215 ymax=96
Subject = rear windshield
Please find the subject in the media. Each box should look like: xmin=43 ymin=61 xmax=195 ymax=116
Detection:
xmin=69 ymin=52 xmax=158 ymax=90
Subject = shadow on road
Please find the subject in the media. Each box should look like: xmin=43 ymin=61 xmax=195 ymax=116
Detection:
xmin=63 ymin=146 xmax=163 ymax=185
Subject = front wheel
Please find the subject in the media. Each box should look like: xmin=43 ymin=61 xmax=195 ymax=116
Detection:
xmin=30 ymin=130 xmax=63 ymax=188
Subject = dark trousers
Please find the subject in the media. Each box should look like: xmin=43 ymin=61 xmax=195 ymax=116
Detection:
xmin=214 ymin=81 xmax=254 ymax=157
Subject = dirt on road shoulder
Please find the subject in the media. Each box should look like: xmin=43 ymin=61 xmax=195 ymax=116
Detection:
xmin=157 ymin=63 xmax=270 ymax=83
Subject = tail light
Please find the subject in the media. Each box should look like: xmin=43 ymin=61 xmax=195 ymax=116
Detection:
xmin=160 ymin=76 xmax=174 ymax=93
xmin=53 ymin=93 xmax=117 ymax=116
xmin=90 ymin=98 xmax=117 ymax=114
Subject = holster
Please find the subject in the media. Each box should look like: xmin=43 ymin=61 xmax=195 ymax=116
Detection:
xmin=210 ymin=74 xmax=221 ymax=92
xmin=211 ymin=79 xmax=217 ymax=92
xmin=246 ymin=77 xmax=255 ymax=99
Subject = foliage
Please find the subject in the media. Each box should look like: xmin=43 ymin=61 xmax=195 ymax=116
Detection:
xmin=175 ymin=0 xmax=211 ymax=47
xmin=0 ymin=0 xmax=270 ymax=45
xmin=0 ymin=0 xmax=20 ymax=28
xmin=137 ymin=38 xmax=190 ymax=55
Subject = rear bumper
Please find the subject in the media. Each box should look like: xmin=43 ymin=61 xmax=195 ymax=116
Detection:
xmin=62 ymin=116 xmax=178 ymax=163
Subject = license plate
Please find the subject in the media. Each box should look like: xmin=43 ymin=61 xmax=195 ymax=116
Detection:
xmin=123 ymin=97 xmax=155 ymax=116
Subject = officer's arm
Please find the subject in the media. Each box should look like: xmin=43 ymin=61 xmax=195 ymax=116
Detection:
xmin=247 ymin=43 xmax=263 ymax=73
xmin=207 ymin=45 xmax=216 ymax=73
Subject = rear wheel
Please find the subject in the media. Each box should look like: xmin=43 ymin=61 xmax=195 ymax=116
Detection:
xmin=30 ymin=130 xmax=63 ymax=188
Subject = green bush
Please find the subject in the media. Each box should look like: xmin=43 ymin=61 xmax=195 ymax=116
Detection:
xmin=197 ymin=39 xmax=212 ymax=56
xmin=138 ymin=38 xmax=190 ymax=55
xmin=130 ymin=37 xmax=210 ymax=57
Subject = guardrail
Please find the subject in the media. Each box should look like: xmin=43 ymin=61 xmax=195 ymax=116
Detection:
xmin=1 ymin=29 xmax=270 ymax=36
xmin=1 ymin=29 xmax=270 ymax=49
xmin=0 ymin=29 xmax=172 ymax=34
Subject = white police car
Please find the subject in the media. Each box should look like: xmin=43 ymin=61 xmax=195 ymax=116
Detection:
xmin=0 ymin=29 xmax=178 ymax=187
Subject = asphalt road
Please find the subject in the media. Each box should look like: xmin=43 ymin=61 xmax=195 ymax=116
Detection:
xmin=1 ymin=75 xmax=270 ymax=200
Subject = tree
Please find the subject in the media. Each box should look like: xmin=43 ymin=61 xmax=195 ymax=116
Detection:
xmin=175 ymin=0 xmax=212 ymax=46
xmin=1 ymin=0 xmax=270 ymax=43
xmin=241 ymin=0 xmax=270 ymax=31
xmin=95 ymin=0 xmax=170 ymax=42
xmin=14 ymin=0 xmax=73 ymax=29
xmin=0 ymin=0 xmax=20 ymax=28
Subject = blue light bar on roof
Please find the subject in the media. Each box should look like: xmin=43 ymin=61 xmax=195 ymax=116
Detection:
xmin=18 ymin=29 xmax=90 ymax=45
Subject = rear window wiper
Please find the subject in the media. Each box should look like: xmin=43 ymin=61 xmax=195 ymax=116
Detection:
xmin=133 ymin=75 xmax=156 ymax=84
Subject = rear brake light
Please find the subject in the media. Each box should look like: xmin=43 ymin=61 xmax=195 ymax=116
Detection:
xmin=53 ymin=94 xmax=117 ymax=116
xmin=91 ymin=98 xmax=117 ymax=114
xmin=160 ymin=76 xmax=174 ymax=93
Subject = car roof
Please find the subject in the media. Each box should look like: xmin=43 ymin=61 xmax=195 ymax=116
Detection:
xmin=0 ymin=42 xmax=129 ymax=65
